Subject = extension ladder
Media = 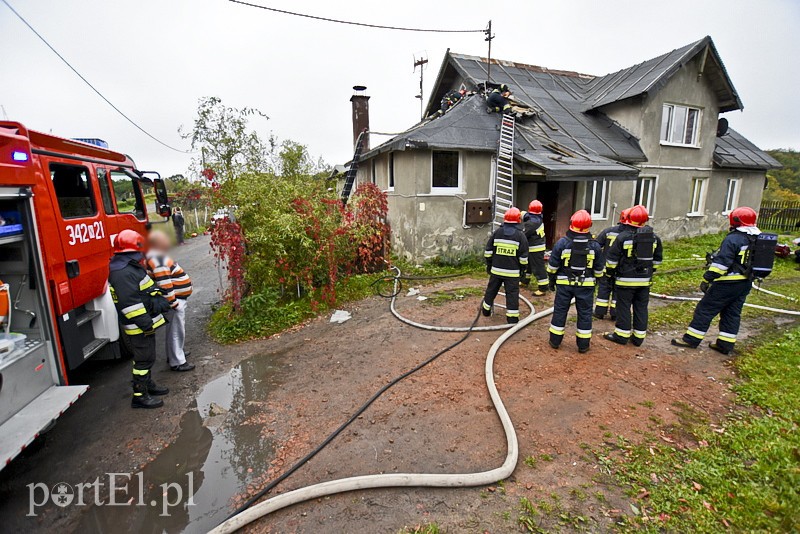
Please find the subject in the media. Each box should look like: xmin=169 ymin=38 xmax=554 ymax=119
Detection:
xmin=493 ymin=113 xmax=515 ymax=226
xmin=340 ymin=129 xmax=367 ymax=204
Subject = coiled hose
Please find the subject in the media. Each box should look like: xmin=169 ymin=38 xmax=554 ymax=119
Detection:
xmin=210 ymin=270 xmax=552 ymax=533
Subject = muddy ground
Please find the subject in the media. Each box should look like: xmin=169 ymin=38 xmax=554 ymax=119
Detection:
xmin=0 ymin=238 xmax=751 ymax=533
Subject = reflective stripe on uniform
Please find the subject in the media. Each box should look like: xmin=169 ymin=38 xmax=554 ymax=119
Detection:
xmin=121 ymin=303 xmax=146 ymax=318
xmin=716 ymin=273 xmax=748 ymax=281
xmin=484 ymin=250 xmax=493 ymax=258
xmin=549 ymin=324 xmax=565 ymax=336
xmin=139 ymin=276 xmax=155 ymax=291
xmin=686 ymin=326 xmax=706 ymax=340
xmin=614 ymin=328 xmax=631 ymax=338
xmin=530 ymin=244 xmax=546 ymax=253
xmin=519 ymin=256 xmax=529 ymax=265
xmin=506 ymin=309 xmax=520 ymax=318
xmin=483 ymin=301 xmax=492 ymax=311
xmin=152 ymin=314 xmax=166 ymax=329
xmin=718 ymin=331 xmax=737 ymax=343
xmin=491 ymin=267 xmax=520 ymax=277
xmin=633 ymin=330 xmax=647 ymax=339
xmin=132 ymin=366 xmax=149 ymax=376
xmin=576 ymin=328 xmax=592 ymax=339
xmin=615 ymin=277 xmax=652 ymax=287
xmin=708 ymin=263 xmax=728 ymax=275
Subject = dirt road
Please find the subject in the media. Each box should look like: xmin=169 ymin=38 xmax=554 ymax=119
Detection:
xmin=0 ymin=241 xmax=741 ymax=533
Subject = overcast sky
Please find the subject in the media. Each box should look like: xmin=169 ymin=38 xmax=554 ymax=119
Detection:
xmin=2 ymin=0 xmax=798 ymax=177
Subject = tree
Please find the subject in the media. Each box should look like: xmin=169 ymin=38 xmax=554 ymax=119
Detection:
xmin=180 ymin=96 xmax=274 ymax=184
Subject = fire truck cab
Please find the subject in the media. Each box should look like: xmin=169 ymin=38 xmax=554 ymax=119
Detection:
xmin=0 ymin=121 xmax=171 ymax=470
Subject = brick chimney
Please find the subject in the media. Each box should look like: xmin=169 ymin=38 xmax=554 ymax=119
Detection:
xmin=350 ymin=85 xmax=370 ymax=151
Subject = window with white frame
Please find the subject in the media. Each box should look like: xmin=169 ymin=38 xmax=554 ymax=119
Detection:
xmin=723 ymin=178 xmax=740 ymax=213
xmin=388 ymin=152 xmax=395 ymax=191
xmin=688 ymin=177 xmax=708 ymax=215
xmin=635 ymin=176 xmax=657 ymax=213
xmin=431 ymin=151 xmax=461 ymax=192
xmin=660 ymin=104 xmax=701 ymax=146
xmin=585 ymin=180 xmax=609 ymax=220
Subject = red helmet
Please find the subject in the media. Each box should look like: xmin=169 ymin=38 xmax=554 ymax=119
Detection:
xmin=729 ymin=206 xmax=757 ymax=228
xmin=628 ymin=205 xmax=649 ymax=227
xmin=504 ymin=207 xmax=522 ymax=224
xmin=569 ymin=210 xmax=592 ymax=233
xmin=619 ymin=208 xmax=631 ymax=224
xmin=528 ymin=200 xmax=543 ymax=214
xmin=114 ymin=229 xmax=146 ymax=253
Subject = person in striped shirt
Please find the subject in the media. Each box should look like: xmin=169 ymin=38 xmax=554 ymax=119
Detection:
xmin=147 ymin=230 xmax=195 ymax=372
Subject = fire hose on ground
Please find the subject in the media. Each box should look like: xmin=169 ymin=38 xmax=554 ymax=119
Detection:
xmin=650 ymin=282 xmax=800 ymax=316
xmin=210 ymin=269 xmax=552 ymax=534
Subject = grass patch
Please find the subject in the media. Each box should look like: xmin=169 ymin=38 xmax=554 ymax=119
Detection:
xmin=398 ymin=524 xmax=440 ymax=534
xmin=612 ymin=327 xmax=800 ymax=532
xmin=424 ymin=286 xmax=484 ymax=306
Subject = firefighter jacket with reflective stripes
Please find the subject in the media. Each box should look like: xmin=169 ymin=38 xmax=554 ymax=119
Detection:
xmin=704 ymin=227 xmax=761 ymax=283
xmin=109 ymin=253 xmax=168 ymax=335
xmin=605 ymin=225 xmax=663 ymax=287
xmin=522 ymin=212 xmax=546 ymax=252
xmin=595 ymin=223 xmax=624 ymax=254
xmin=146 ymin=251 xmax=193 ymax=306
xmin=487 ymin=90 xmax=510 ymax=112
xmin=547 ymin=230 xmax=605 ymax=287
xmin=484 ymin=224 xmax=529 ymax=278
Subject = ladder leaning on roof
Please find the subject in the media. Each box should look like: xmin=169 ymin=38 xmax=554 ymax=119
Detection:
xmin=492 ymin=113 xmax=516 ymax=226
xmin=341 ymin=128 xmax=367 ymax=204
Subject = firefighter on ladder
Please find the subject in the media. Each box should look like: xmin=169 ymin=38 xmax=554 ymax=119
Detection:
xmin=108 ymin=229 xmax=172 ymax=409
xmin=602 ymin=205 xmax=663 ymax=346
xmin=594 ymin=208 xmax=630 ymax=320
xmin=547 ymin=210 xmax=605 ymax=353
xmin=522 ymin=200 xmax=548 ymax=296
xmin=482 ymin=207 xmax=529 ymax=324
xmin=672 ymin=207 xmax=762 ymax=355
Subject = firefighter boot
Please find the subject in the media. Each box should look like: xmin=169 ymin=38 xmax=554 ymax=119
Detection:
xmin=147 ymin=377 xmax=169 ymax=396
xmin=132 ymin=378 xmax=164 ymax=409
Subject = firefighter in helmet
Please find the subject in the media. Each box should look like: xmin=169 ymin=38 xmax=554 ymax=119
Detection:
xmin=672 ymin=207 xmax=761 ymax=355
xmin=547 ymin=210 xmax=605 ymax=353
xmin=487 ymin=84 xmax=512 ymax=113
xmin=602 ymin=205 xmax=663 ymax=346
xmin=482 ymin=207 xmax=529 ymax=324
xmin=594 ymin=208 xmax=631 ymax=320
xmin=522 ymin=200 xmax=548 ymax=296
xmin=108 ymin=229 xmax=172 ymax=409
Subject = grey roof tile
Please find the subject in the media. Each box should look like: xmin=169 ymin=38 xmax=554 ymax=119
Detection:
xmin=713 ymin=128 xmax=782 ymax=170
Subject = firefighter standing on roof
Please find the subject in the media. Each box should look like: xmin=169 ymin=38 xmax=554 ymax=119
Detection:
xmin=482 ymin=207 xmax=529 ymax=324
xmin=487 ymin=84 xmax=512 ymax=113
xmin=594 ymin=208 xmax=631 ymax=320
xmin=108 ymin=229 xmax=172 ymax=409
xmin=672 ymin=207 xmax=765 ymax=355
xmin=547 ymin=210 xmax=605 ymax=353
xmin=522 ymin=200 xmax=548 ymax=296
xmin=603 ymin=205 xmax=663 ymax=347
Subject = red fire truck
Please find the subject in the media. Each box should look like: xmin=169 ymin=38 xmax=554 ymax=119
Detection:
xmin=0 ymin=121 xmax=171 ymax=469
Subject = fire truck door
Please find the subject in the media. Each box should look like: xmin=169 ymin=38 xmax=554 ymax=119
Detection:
xmin=47 ymin=162 xmax=110 ymax=308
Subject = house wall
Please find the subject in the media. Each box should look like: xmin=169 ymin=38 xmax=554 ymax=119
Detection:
xmin=359 ymin=149 xmax=496 ymax=261
xmin=601 ymin=54 xmax=766 ymax=239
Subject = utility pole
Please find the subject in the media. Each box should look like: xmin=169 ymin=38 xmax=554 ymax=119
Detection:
xmin=485 ymin=20 xmax=495 ymax=86
xmin=0 ymin=105 xmax=7 ymax=120
xmin=414 ymin=55 xmax=428 ymax=119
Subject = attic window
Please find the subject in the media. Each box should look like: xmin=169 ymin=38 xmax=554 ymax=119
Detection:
xmin=660 ymin=104 xmax=700 ymax=146
xmin=431 ymin=151 xmax=461 ymax=192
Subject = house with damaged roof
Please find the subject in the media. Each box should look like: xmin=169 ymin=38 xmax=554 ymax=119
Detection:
xmin=349 ymin=36 xmax=780 ymax=261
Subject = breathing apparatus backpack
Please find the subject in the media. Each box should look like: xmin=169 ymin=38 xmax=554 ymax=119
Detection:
xmin=748 ymin=233 xmax=777 ymax=279
xmin=568 ymin=235 xmax=590 ymax=282
xmin=631 ymin=226 xmax=656 ymax=275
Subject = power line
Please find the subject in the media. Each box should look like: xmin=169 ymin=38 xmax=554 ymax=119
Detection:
xmin=229 ymin=0 xmax=485 ymax=33
xmin=0 ymin=0 xmax=191 ymax=154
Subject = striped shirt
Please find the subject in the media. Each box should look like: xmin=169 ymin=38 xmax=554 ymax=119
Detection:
xmin=146 ymin=251 xmax=193 ymax=305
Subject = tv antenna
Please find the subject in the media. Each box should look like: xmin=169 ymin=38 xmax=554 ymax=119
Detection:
xmin=485 ymin=20 xmax=495 ymax=84
xmin=413 ymin=53 xmax=429 ymax=119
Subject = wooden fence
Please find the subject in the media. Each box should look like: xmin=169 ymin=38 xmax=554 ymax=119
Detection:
xmin=759 ymin=201 xmax=800 ymax=232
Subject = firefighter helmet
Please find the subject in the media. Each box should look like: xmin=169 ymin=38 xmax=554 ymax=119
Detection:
xmin=569 ymin=210 xmax=592 ymax=233
xmin=619 ymin=208 xmax=631 ymax=224
xmin=114 ymin=229 xmax=146 ymax=253
xmin=628 ymin=205 xmax=650 ymax=227
xmin=503 ymin=207 xmax=522 ymax=224
xmin=729 ymin=206 xmax=757 ymax=228
xmin=528 ymin=200 xmax=543 ymax=214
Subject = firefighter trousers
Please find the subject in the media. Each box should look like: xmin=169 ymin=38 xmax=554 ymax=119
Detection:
xmin=527 ymin=250 xmax=548 ymax=290
xmin=594 ymin=275 xmax=616 ymax=318
xmin=483 ymin=275 xmax=520 ymax=322
xmin=549 ymin=284 xmax=594 ymax=350
xmin=611 ymin=286 xmax=650 ymax=345
xmin=682 ymin=280 xmax=750 ymax=352
xmin=129 ymin=333 xmax=157 ymax=390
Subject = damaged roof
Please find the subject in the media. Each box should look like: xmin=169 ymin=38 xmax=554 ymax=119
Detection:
xmin=714 ymin=128 xmax=782 ymax=170
xmin=362 ymin=94 xmax=639 ymax=180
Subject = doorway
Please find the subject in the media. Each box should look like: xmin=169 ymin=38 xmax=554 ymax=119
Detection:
xmin=536 ymin=182 xmax=560 ymax=248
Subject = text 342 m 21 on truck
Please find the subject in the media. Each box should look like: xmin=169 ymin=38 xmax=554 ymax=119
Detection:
xmin=0 ymin=121 xmax=172 ymax=471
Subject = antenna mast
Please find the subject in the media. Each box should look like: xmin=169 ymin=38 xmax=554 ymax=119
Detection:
xmin=413 ymin=54 xmax=428 ymax=119
xmin=485 ymin=20 xmax=494 ymax=85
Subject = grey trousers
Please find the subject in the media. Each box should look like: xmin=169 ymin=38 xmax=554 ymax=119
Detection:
xmin=164 ymin=299 xmax=188 ymax=367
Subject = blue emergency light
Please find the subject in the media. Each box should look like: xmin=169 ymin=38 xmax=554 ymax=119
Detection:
xmin=12 ymin=151 xmax=29 ymax=162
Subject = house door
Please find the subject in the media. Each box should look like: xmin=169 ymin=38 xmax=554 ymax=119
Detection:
xmin=536 ymin=182 xmax=560 ymax=248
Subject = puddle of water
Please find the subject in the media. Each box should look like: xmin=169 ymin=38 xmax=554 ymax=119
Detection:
xmin=77 ymin=353 xmax=284 ymax=533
